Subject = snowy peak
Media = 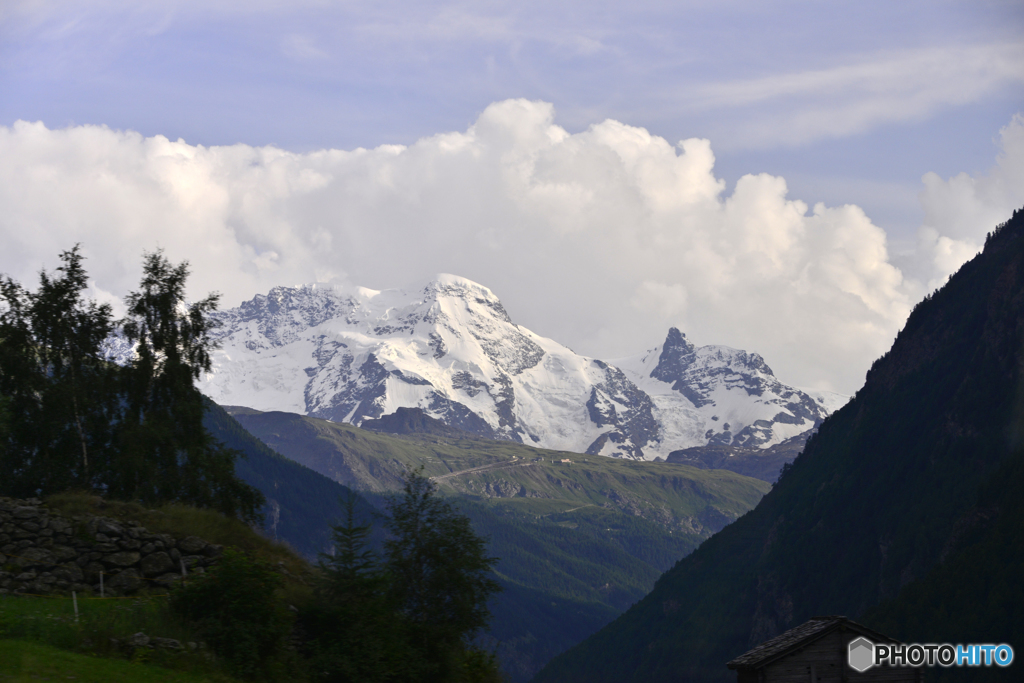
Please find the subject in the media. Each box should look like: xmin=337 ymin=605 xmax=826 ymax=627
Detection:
xmin=650 ymin=327 xmax=772 ymax=386
xmin=613 ymin=329 xmax=834 ymax=452
xmin=199 ymin=278 xmax=846 ymax=460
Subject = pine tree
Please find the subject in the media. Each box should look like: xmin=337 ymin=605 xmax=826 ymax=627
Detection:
xmin=318 ymin=494 xmax=383 ymax=603
xmin=303 ymin=495 xmax=413 ymax=682
xmin=303 ymin=476 xmax=503 ymax=682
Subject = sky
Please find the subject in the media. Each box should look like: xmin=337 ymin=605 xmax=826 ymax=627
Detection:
xmin=1 ymin=0 xmax=1023 ymax=395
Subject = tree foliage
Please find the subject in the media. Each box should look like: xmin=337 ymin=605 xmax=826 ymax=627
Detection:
xmin=0 ymin=246 xmax=115 ymax=495
xmin=384 ymin=471 xmax=502 ymax=655
xmin=318 ymin=493 xmax=384 ymax=604
xmin=0 ymin=246 xmax=263 ymax=522
xmin=112 ymin=251 xmax=264 ymax=519
xmin=170 ymin=548 xmax=290 ymax=680
xmin=301 ymin=472 xmax=503 ymax=683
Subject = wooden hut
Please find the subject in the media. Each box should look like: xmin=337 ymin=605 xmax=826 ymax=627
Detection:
xmin=726 ymin=616 xmax=923 ymax=682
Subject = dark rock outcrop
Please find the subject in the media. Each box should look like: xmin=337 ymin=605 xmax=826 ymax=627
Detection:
xmin=361 ymin=406 xmax=475 ymax=439
xmin=666 ymin=430 xmax=815 ymax=482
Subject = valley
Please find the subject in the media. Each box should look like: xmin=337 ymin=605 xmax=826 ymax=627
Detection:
xmin=532 ymin=208 xmax=1024 ymax=683
xmin=220 ymin=404 xmax=770 ymax=680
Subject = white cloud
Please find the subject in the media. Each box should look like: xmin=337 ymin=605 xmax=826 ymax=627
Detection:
xmin=914 ymin=113 xmax=1024 ymax=289
xmin=1 ymin=102 xmax=1021 ymax=394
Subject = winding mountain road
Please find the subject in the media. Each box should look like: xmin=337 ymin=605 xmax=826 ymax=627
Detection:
xmin=431 ymin=459 xmax=541 ymax=481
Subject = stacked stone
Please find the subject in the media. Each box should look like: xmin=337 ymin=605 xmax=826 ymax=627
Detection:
xmin=0 ymin=497 xmax=222 ymax=597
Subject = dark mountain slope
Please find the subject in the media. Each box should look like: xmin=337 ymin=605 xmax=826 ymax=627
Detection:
xmin=666 ymin=429 xmax=814 ymax=482
xmin=361 ymin=406 xmax=473 ymax=439
xmin=863 ymin=440 xmax=1024 ymax=683
xmin=533 ymin=208 xmax=1024 ymax=683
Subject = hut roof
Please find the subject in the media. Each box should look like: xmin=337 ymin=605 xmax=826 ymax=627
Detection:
xmin=727 ymin=616 xmax=898 ymax=670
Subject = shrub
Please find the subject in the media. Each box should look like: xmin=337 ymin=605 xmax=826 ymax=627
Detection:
xmin=170 ymin=549 xmax=290 ymax=679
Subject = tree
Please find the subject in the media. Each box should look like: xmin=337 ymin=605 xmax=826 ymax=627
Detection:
xmin=303 ymin=476 xmax=504 ymax=682
xmin=0 ymin=246 xmax=115 ymax=496
xmin=0 ymin=246 xmax=263 ymax=523
xmin=318 ymin=493 xmax=384 ymax=603
xmin=115 ymin=250 xmax=264 ymax=522
xmin=384 ymin=470 xmax=502 ymax=677
xmin=302 ymin=495 xmax=416 ymax=683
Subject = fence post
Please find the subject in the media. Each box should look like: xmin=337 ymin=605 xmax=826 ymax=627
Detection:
xmin=72 ymin=591 xmax=79 ymax=622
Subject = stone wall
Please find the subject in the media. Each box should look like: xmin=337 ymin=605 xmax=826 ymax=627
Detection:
xmin=0 ymin=497 xmax=222 ymax=597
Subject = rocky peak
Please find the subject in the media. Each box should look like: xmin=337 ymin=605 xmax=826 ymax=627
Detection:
xmin=361 ymin=406 xmax=472 ymax=439
xmin=422 ymin=275 xmax=513 ymax=324
xmin=650 ymin=328 xmax=697 ymax=382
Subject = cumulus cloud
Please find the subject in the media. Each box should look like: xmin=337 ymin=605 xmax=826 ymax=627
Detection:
xmin=1 ymin=101 xmax=1020 ymax=394
xmin=914 ymin=113 xmax=1024 ymax=289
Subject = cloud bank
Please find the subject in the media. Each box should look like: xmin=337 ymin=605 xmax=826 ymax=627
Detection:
xmin=1 ymin=101 xmax=1021 ymax=394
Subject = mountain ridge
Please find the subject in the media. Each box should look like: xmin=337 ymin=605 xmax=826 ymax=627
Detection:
xmin=196 ymin=275 xmax=845 ymax=462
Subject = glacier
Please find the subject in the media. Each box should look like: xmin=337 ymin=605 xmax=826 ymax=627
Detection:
xmin=196 ymin=274 xmax=847 ymax=460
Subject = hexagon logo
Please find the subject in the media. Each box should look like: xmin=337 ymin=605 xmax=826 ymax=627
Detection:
xmin=848 ymin=637 xmax=875 ymax=672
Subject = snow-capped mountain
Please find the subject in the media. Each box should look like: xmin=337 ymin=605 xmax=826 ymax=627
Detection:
xmin=197 ymin=275 xmax=846 ymax=460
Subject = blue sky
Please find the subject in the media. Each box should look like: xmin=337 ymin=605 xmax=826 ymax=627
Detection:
xmin=1 ymin=0 xmax=1023 ymax=393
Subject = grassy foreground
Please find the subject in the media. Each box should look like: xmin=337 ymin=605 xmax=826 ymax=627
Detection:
xmin=0 ymin=493 xmax=314 ymax=681
xmin=0 ymin=639 xmax=239 ymax=682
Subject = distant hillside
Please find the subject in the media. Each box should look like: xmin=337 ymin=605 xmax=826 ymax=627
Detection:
xmin=224 ymin=405 xmax=769 ymax=681
xmin=202 ymin=399 xmax=378 ymax=559
xmin=533 ymin=209 xmax=1024 ymax=683
xmin=666 ymin=429 xmax=813 ymax=482
xmin=224 ymin=406 xmax=768 ymax=537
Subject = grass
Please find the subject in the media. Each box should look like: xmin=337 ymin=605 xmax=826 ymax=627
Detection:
xmin=0 ymin=594 xmax=235 ymax=680
xmin=0 ymin=639 xmax=240 ymax=682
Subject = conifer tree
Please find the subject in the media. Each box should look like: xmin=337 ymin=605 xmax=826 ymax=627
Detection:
xmin=303 ymin=495 xmax=414 ymax=682
xmin=318 ymin=494 xmax=384 ymax=603
xmin=303 ymin=474 xmax=503 ymax=682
